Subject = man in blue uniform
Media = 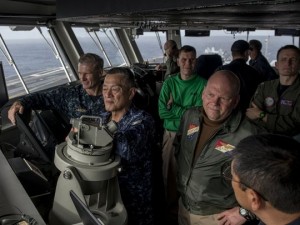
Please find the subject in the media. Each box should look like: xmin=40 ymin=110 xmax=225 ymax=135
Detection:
xmin=101 ymin=67 xmax=156 ymax=225
xmin=8 ymin=53 xmax=106 ymax=124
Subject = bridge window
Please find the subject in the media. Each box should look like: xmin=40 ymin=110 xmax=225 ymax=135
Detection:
xmin=181 ymin=30 xmax=300 ymax=65
xmin=0 ymin=26 xmax=75 ymax=99
xmin=72 ymin=27 xmax=126 ymax=68
xmin=135 ymin=31 xmax=166 ymax=64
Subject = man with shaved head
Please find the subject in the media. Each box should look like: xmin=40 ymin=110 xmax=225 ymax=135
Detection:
xmin=174 ymin=70 xmax=264 ymax=225
xmin=155 ymin=39 xmax=180 ymax=80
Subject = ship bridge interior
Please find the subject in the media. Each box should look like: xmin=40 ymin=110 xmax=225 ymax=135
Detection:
xmin=0 ymin=1 xmax=300 ymax=225
xmin=0 ymin=0 xmax=299 ymax=152
xmin=0 ymin=0 xmax=299 ymax=143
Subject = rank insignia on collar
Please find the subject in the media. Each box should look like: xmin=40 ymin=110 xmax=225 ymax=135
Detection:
xmin=76 ymin=107 xmax=87 ymax=113
xmin=215 ymin=139 xmax=235 ymax=153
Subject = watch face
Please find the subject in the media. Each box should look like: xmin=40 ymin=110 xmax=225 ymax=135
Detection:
xmin=239 ymin=207 xmax=255 ymax=221
xmin=240 ymin=207 xmax=247 ymax=216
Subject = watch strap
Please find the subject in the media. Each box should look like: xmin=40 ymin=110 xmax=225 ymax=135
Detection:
xmin=259 ymin=111 xmax=266 ymax=120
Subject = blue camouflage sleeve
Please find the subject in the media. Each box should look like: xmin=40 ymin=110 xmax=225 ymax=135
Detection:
xmin=114 ymin=113 xmax=155 ymax=164
xmin=20 ymin=86 xmax=67 ymax=111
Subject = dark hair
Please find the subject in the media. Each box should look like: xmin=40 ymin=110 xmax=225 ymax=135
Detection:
xmin=79 ymin=53 xmax=104 ymax=73
xmin=232 ymin=134 xmax=300 ymax=213
xmin=249 ymin=39 xmax=262 ymax=51
xmin=179 ymin=45 xmax=196 ymax=56
xmin=276 ymin=45 xmax=300 ymax=60
xmin=231 ymin=40 xmax=249 ymax=55
xmin=106 ymin=67 xmax=136 ymax=89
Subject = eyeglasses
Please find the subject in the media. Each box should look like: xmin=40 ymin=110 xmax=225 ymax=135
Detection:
xmin=221 ymin=164 xmax=268 ymax=201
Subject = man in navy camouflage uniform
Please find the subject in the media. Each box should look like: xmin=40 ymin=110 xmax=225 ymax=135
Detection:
xmin=102 ymin=67 xmax=156 ymax=225
xmin=8 ymin=53 xmax=105 ymax=124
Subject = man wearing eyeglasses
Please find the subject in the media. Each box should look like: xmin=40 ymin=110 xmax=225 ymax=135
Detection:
xmin=174 ymin=70 xmax=263 ymax=225
xmin=230 ymin=134 xmax=300 ymax=225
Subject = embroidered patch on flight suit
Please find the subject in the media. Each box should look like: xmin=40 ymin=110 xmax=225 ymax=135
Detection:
xmin=215 ymin=139 xmax=235 ymax=153
xmin=187 ymin=124 xmax=199 ymax=136
xmin=280 ymin=99 xmax=293 ymax=107
xmin=264 ymin=97 xmax=275 ymax=107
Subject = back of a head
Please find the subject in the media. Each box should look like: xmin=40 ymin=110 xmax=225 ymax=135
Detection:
xmin=233 ymin=134 xmax=300 ymax=213
xmin=166 ymin=40 xmax=178 ymax=50
xmin=195 ymin=54 xmax=223 ymax=79
xmin=231 ymin=40 xmax=250 ymax=56
xmin=249 ymin=39 xmax=262 ymax=51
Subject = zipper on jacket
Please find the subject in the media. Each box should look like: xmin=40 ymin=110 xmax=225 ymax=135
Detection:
xmin=185 ymin=125 xmax=226 ymax=186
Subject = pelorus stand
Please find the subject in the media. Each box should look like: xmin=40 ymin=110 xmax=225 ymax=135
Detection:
xmin=50 ymin=116 xmax=127 ymax=225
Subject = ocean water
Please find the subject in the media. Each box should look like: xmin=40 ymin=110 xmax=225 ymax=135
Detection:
xmin=0 ymin=35 xmax=297 ymax=77
xmin=0 ymin=39 xmax=62 ymax=77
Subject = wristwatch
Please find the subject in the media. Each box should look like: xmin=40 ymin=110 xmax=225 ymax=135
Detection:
xmin=259 ymin=111 xmax=266 ymax=120
xmin=239 ymin=207 xmax=255 ymax=221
